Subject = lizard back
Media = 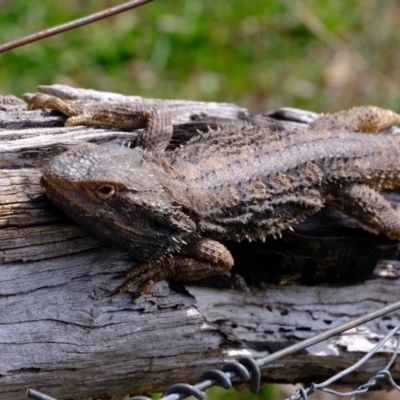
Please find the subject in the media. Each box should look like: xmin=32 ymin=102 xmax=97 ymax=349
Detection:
xmin=167 ymin=124 xmax=400 ymax=240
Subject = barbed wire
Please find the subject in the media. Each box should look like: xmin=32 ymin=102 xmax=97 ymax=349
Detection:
xmin=26 ymin=300 xmax=400 ymax=400
xmin=288 ymin=322 xmax=400 ymax=399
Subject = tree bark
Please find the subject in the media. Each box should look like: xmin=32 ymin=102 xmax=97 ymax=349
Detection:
xmin=1 ymin=85 xmax=400 ymax=400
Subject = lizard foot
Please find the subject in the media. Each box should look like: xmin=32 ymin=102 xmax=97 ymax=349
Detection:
xmin=27 ymin=93 xmax=84 ymax=118
xmin=309 ymin=106 xmax=400 ymax=133
xmin=118 ymin=239 xmax=234 ymax=299
xmin=117 ymin=260 xmax=169 ymax=299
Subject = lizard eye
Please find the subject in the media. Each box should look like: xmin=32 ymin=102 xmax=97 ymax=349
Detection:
xmin=94 ymin=184 xmax=116 ymax=200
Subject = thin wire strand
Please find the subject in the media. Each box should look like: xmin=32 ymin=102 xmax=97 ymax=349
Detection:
xmin=317 ymin=322 xmax=400 ymax=387
xmin=0 ymin=0 xmax=154 ymax=54
xmin=288 ymin=323 xmax=400 ymax=399
xmin=384 ymin=330 xmax=400 ymax=370
xmin=256 ymin=299 xmax=400 ymax=367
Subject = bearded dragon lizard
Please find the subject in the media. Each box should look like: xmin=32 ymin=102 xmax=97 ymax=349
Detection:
xmin=28 ymin=94 xmax=400 ymax=297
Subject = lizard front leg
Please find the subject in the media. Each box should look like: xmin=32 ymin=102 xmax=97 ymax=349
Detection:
xmin=118 ymin=239 xmax=234 ymax=298
xmin=27 ymin=93 xmax=173 ymax=151
xmin=329 ymin=183 xmax=400 ymax=240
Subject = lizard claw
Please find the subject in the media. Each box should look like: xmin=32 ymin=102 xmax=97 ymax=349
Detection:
xmin=27 ymin=93 xmax=53 ymax=110
xmin=116 ymin=261 xmax=167 ymax=299
xmin=117 ymin=277 xmax=156 ymax=300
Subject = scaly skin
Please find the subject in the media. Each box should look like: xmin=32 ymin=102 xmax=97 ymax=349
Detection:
xmin=28 ymin=94 xmax=400 ymax=297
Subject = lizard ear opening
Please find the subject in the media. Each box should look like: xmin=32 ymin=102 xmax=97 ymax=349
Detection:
xmin=94 ymin=184 xmax=116 ymax=200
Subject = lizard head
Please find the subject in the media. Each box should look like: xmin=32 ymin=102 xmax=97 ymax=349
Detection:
xmin=41 ymin=142 xmax=196 ymax=261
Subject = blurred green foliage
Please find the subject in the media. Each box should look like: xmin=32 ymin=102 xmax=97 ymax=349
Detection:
xmin=1 ymin=0 xmax=400 ymax=112
xmin=82 ymin=386 xmax=278 ymax=400
xmin=206 ymin=385 xmax=278 ymax=400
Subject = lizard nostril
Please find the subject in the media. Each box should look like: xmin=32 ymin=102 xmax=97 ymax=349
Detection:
xmin=40 ymin=175 xmax=48 ymax=192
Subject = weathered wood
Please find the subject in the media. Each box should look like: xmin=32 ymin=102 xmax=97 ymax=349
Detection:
xmin=1 ymin=85 xmax=400 ymax=400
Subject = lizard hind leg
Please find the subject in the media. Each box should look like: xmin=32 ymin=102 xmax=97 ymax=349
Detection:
xmin=330 ymin=183 xmax=400 ymax=241
xmin=28 ymin=93 xmax=173 ymax=151
xmin=309 ymin=106 xmax=400 ymax=133
xmin=119 ymin=239 xmax=234 ymax=298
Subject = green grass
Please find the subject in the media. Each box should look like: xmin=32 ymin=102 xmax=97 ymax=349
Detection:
xmin=1 ymin=0 xmax=400 ymax=112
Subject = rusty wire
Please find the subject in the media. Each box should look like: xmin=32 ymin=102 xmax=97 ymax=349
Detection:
xmin=0 ymin=0 xmax=154 ymax=54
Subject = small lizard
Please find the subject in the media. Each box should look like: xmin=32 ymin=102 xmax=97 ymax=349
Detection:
xmin=28 ymin=94 xmax=400 ymax=297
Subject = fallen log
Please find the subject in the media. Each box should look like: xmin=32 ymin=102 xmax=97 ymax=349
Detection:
xmin=1 ymin=85 xmax=400 ymax=400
